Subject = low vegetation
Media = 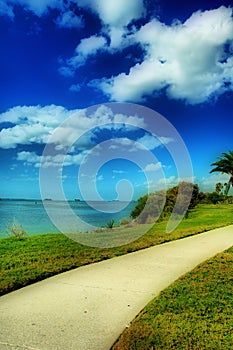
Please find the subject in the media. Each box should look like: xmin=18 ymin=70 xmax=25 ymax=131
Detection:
xmin=5 ymin=219 xmax=27 ymax=238
xmin=112 ymin=246 xmax=233 ymax=349
xmin=0 ymin=204 xmax=233 ymax=296
xmin=130 ymin=182 xmax=233 ymax=224
xmin=106 ymin=219 xmax=115 ymax=229
xmin=130 ymin=182 xmax=199 ymax=223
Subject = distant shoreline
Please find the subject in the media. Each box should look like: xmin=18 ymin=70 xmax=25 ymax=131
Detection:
xmin=0 ymin=198 xmax=136 ymax=203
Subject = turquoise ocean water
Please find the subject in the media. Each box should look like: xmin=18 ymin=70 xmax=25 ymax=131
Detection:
xmin=0 ymin=199 xmax=136 ymax=238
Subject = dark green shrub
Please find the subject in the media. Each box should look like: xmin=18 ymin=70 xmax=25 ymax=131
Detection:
xmin=130 ymin=194 xmax=148 ymax=220
xmin=205 ymin=192 xmax=225 ymax=204
xmin=106 ymin=219 xmax=115 ymax=229
xmin=130 ymin=183 xmax=199 ymax=222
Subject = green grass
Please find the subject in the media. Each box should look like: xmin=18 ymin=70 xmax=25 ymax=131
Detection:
xmin=0 ymin=204 xmax=233 ymax=296
xmin=112 ymin=246 xmax=233 ymax=350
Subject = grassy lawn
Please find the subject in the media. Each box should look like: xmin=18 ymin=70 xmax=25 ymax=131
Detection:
xmin=112 ymin=246 xmax=233 ymax=350
xmin=0 ymin=204 xmax=233 ymax=296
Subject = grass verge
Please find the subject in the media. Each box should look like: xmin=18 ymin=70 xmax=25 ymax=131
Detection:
xmin=112 ymin=246 xmax=233 ymax=350
xmin=0 ymin=204 xmax=233 ymax=296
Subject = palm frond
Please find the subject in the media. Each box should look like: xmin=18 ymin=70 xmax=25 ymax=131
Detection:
xmin=210 ymin=150 xmax=233 ymax=175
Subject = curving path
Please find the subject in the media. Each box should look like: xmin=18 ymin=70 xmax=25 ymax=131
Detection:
xmin=0 ymin=225 xmax=233 ymax=350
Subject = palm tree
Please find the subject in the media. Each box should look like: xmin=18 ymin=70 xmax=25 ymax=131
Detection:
xmin=210 ymin=150 xmax=233 ymax=196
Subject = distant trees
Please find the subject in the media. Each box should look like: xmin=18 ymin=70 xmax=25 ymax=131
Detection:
xmin=202 ymin=192 xmax=225 ymax=205
xmin=215 ymin=182 xmax=231 ymax=197
xmin=215 ymin=182 xmax=223 ymax=194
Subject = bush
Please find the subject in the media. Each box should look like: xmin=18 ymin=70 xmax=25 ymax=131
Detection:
xmin=130 ymin=182 xmax=199 ymax=223
xmin=6 ymin=219 xmax=27 ymax=238
xmin=106 ymin=219 xmax=115 ymax=229
xmin=130 ymin=195 xmax=148 ymax=220
xmin=205 ymin=192 xmax=225 ymax=204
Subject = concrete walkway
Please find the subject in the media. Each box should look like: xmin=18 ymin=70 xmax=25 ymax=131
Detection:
xmin=0 ymin=225 xmax=233 ymax=350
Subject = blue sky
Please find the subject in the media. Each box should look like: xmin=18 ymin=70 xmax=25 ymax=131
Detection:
xmin=0 ymin=0 xmax=233 ymax=200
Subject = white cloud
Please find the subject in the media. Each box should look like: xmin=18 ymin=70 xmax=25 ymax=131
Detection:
xmin=77 ymin=35 xmax=107 ymax=57
xmin=0 ymin=104 xmax=147 ymax=150
xmin=0 ymin=1 xmax=82 ymax=29
xmin=86 ymin=105 xmax=145 ymax=132
xmin=107 ymin=27 xmax=126 ymax=49
xmin=17 ymin=151 xmax=40 ymax=164
xmin=3 ymin=0 xmax=64 ymax=17
xmin=0 ymin=0 xmax=14 ymax=18
xmin=22 ymin=0 xmax=63 ymax=15
xmin=96 ymin=174 xmax=104 ymax=181
xmin=141 ymin=175 xmax=178 ymax=192
xmin=59 ymin=0 xmax=145 ymax=74
xmin=137 ymin=134 xmax=173 ymax=150
xmin=3 ymin=2 xmax=232 ymax=108
xmin=113 ymin=170 xmax=127 ymax=174
xmin=64 ymin=35 xmax=107 ymax=72
xmin=108 ymin=138 xmax=145 ymax=153
xmin=144 ymin=162 xmax=162 ymax=172
xmin=0 ymin=104 xmax=71 ymax=126
xmin=58 ymin=66 xmax=74 ymax=78
xmin=0 ymin=123 xmax=51 ymax=149
xmin=158 ymin=176 xmax=177 ymax=187
xmin=17 ymin=150 xmax=88 ymax=168
xmin=0 ymin=105 xmax=79 ymax=149
xmin=106 ymin=133 xmax=171 ymax=154
xmin=105 ymin=130 xmax=172 ymax=154
xmin=69 ymin=83 xmax=81 ymax=92
xmin=78 ymin=0 xmax=145 ymax=27
xmin=55 ymin=10 xmax=84 ymax=29
xmin=94 ymin=6 xmax=233 ymax=104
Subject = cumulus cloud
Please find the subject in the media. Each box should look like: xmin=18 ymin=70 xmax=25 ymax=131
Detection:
xmin=4 ymin=104 xmax=161 ymax=168
xmin=0 ymin=104 xmax=72 ymax=125
xmin=0 ymin=0 xmax=64 ymax=17
xmin=60 ymin=35 xmax=107 ymax=75
xmin=0 ymin=105 xmax=79 ymax=149
xmin=106 ymin=132 xmax=172 ymax=154
xmin=0 ymin=1 xmax=82 ymax=29
xmin=69 ymin=83 xmax=81 ymax=92
xmin=74 ymin=35 xmax=106 ymax=67
xmin=0 ymin=105 xmax=73 ymax=149
xmin=59 ymin=0 xmax=145 ymax=73
xmin=157 ymin=176 xmax=177 ymax=187
xmin=3 ymin=3 xmax=233 ymax=105
xmin=112 ymin=170 xmax=127 ymax=174
xmin=0 ymin=0 xmax=14 ymax=19
xmin=77 ymin=35 xmax=107 ymax=57
xmin=17 ymin=151 xmax=41 ymax=165
xmin=55 ymin=10 xmax=84 ymax=29
xmin=137 ymin=134 xmax=173 ymax=150
xmin=94 ymin=6 xmax=233 ymax=104
xmin=78 ymin=0 xmax=145 ymax=27
xmin=144 ymin=162 xmax=162 ymax=172
xmin=17 ymin=150 xmax=87 ymax=168
xmin=0 ymin=104 xmax=147 ymax=150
